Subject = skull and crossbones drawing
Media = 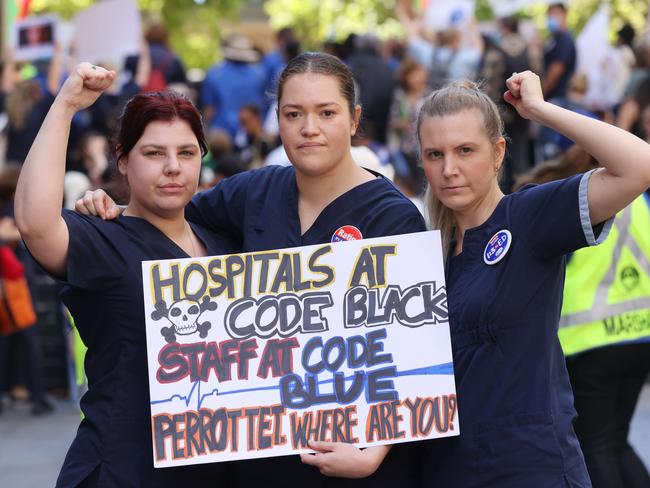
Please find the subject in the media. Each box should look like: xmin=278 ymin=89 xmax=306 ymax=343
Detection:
xmin=151 ymin=297 xmax=217 ymax=343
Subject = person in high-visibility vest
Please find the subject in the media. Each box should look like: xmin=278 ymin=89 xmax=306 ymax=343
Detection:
xmin=517 ymin=149 xmax=650 ymax=488
xmin=562 ymin=193 xmax=650 ymax=488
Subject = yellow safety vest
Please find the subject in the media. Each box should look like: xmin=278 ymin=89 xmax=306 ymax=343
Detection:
xmin=559 ymin=194 xmax=650 ymax=355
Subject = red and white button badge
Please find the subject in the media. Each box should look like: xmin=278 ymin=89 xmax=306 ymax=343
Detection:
xmin=331 ymin=225 xmax=363 ymax=243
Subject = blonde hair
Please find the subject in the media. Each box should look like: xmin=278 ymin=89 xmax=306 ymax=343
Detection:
xmin=416 ymin=80 xmax=505 ymax=257
xmin=5 ymin=80 xmax=41 ymax=131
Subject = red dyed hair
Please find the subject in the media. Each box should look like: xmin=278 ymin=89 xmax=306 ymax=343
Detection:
xmin=115 ymin=91 xmax=207 ymax=161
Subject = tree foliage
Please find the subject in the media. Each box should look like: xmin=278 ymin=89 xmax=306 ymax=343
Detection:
xmin=265 ymin=0 xmax=404 ymax=47
xmin=25 ymin=0 xmax=650 ymax=68
xmin=28 ymin=0 xmax=242 ymax=69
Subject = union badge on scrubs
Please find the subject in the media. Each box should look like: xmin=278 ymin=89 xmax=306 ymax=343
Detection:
xmin=331 ymin=225 xmax=363 ymax=242
xmin=484 ymin=229 xmax=512 ymax=265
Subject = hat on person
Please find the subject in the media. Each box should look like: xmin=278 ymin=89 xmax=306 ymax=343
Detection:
xmin=222 ymin=34 xmax=260 ymax=63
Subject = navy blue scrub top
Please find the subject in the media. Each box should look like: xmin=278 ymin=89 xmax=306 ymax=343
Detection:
xmin=420 ymin=172 xmax=610 ymax=488
xmin=55 ymin=211 xmax=237 ymax=488
xmin=187 ymin=164 xmax=426 ymax=250
xmin=187 ymin=164 xmax=427 ymax=488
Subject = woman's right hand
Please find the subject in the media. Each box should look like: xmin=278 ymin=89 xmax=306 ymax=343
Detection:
xmin=57 ymin=62 xmax=115 ymax=113
xmin=75 ymin=189 xmax=122 ymax=220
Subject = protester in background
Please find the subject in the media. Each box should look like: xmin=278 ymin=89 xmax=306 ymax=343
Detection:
xmin=201 ymin=34 xmax=265 ymax=138
xmin=261 ymin=27 xmax=299 ymax=114
xmin=416 ymin=70 xmax=650 ymax=486
xmin=396 ymin=3 xmax=482 ymax=91
xmin=347 ymin=34 xmax=395 ymax=143
xmin=516 ymin=147 xmax=650 ymax=488
xmin=543 ymin=3 xmax=576 ymax=101
xmin=77 ymin=51 xmax=426 ymax=488
xmin=617 ymin=43 xmax=650 ymax=137
xmin=383 ymin=38 xmax=407 ymax=73
xmin=234 ymin=103 xmax=277 ymax=168
xmin=479 ymin=15 xmax=536 ymax=192
xmin=603 ymin=24 xmax=636 ymax=112
xmin=201 ymin=127 xmax=246 ymax=188
xmin=642 ymin=105 xmax=650 ymax=144
xmin=388 ymin=57 xmax=428 ymax=186
xmin=16 ymin=64 xmax=237 ymax=487
xmin=537 ymin=3 xmax=578 ymax=161
xmin=553 ymin=73 xmax=598 ymax=153
xmin=0 ymin=165 xmax=53 ymax=416
xmin=1 ymin=46 xmax=62 ymax=165
xmin=142 ymin=22 xmax=187 ymax=91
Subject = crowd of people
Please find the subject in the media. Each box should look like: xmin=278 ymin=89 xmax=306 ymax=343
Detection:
xmin=1 ymin=3 xmax=650 ymax=488
xmin=2 ymin=7 xmax=650 ymax=201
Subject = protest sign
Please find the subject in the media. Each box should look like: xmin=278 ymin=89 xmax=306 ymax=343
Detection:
xmin=73 ymin=0 xmax=140 ymax=66
xmin=12 ymin=15 xmax=57 ymax=62
xmin=142 ymin=231 xmax=457 ymax=467
xmin=424 ymin=0 xmax=475 ymax=30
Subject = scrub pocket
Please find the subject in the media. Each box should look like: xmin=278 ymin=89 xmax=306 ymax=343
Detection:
xmin=472 ymin=411 xmax=565 ymax=481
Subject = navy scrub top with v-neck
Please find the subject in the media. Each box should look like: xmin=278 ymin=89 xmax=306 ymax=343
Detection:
xmin=55 ymin=211 xmax=237 ymax=488
xmin=186 ymin=165 xmax=427 ymax=488
xmin=187 ymin=164 xmax=426 ymax=250
xmin=420 ymin=172 xmax=610 ymax=488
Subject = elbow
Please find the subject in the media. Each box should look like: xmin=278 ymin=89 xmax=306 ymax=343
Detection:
xmin=13 ymin=199 xmax=42 ymax=242
xmin=14 ymin=209 xmax=35 ymax=240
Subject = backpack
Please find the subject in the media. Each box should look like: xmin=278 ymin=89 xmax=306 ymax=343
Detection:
xmin=428 ymin=47 xmax=456 ymax=90
xmin=495 ymin=39 xmax=532 ymax=126
xmin=0 ymin=246 xmax=36 ymax=335
xmin=142 ymin=54 xmax=173 ymax=93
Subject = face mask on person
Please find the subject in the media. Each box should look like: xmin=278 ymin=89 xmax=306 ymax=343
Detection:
xmin=548 ymin=16 xmax=560 ymax=33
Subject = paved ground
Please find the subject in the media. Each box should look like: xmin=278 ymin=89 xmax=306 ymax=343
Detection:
xmin=2 ymin=386 xmax=650 ymax=487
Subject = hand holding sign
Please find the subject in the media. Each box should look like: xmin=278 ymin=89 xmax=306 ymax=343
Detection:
xmin=300 ymin=441 xmax=389 ymax=478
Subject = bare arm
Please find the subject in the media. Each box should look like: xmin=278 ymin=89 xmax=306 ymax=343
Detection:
xmin=506 ymin=71 xmax=650 ymax=226
xmin=14 ymin=63 xmax=115 ymax=277
xmin=46 ymin=44 xmax=63 ymax=95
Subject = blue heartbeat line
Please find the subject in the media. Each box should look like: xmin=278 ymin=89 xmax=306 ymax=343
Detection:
xmin=151 ymin=362 xmax=454 ymax=410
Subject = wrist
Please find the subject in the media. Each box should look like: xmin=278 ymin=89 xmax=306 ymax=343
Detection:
xmin=527 ymin=100 xmax=552 ymax=122
xmin=51 ymin=97 xmax=78 ymax=120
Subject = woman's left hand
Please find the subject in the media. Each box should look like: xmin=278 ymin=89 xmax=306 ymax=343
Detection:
xmin=504 ymin=70 xmax=545 ymax=120
xmin=300 ymin=441 xmax=389 ymax=478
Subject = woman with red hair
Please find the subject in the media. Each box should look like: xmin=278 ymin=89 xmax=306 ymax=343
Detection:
xmin=14 ymin=63 xmax=236 ymax=487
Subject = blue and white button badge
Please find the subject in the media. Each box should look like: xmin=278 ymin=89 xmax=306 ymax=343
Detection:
xmin=484 ymin=229 xmax=512 ymax=265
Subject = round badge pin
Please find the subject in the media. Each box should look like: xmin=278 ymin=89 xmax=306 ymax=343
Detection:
xmin=331 ymin=225 xmax=363 ymax=243
xmin=483 ymin=229 xmax=512 ymax=265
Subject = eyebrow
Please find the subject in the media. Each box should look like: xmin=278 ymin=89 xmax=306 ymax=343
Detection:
xmin=281 ymin=102 xmax=341 ymax=109
xmin=140 ymin=143 xmax=199 ymax=150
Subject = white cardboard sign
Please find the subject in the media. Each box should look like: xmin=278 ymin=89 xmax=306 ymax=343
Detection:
xmin=12 ymin=15 xmax=57 ymax=62
xmin=142 ymin=231 xmax=457 ymax=467
xmin=72 ymin=0 xmax=141 ymax=66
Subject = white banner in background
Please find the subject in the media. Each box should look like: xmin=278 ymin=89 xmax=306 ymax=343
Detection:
xmin=425 ymin=0 xmax=475 ymax=30
xmin=73 ymin=0 xmax=141 ymax=66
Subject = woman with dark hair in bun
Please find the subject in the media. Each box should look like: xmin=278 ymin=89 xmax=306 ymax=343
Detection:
xmin=15 ymin=63 xmax=237 ymax=488
xmin=76 ymin=52 xmax=426 ymax=487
